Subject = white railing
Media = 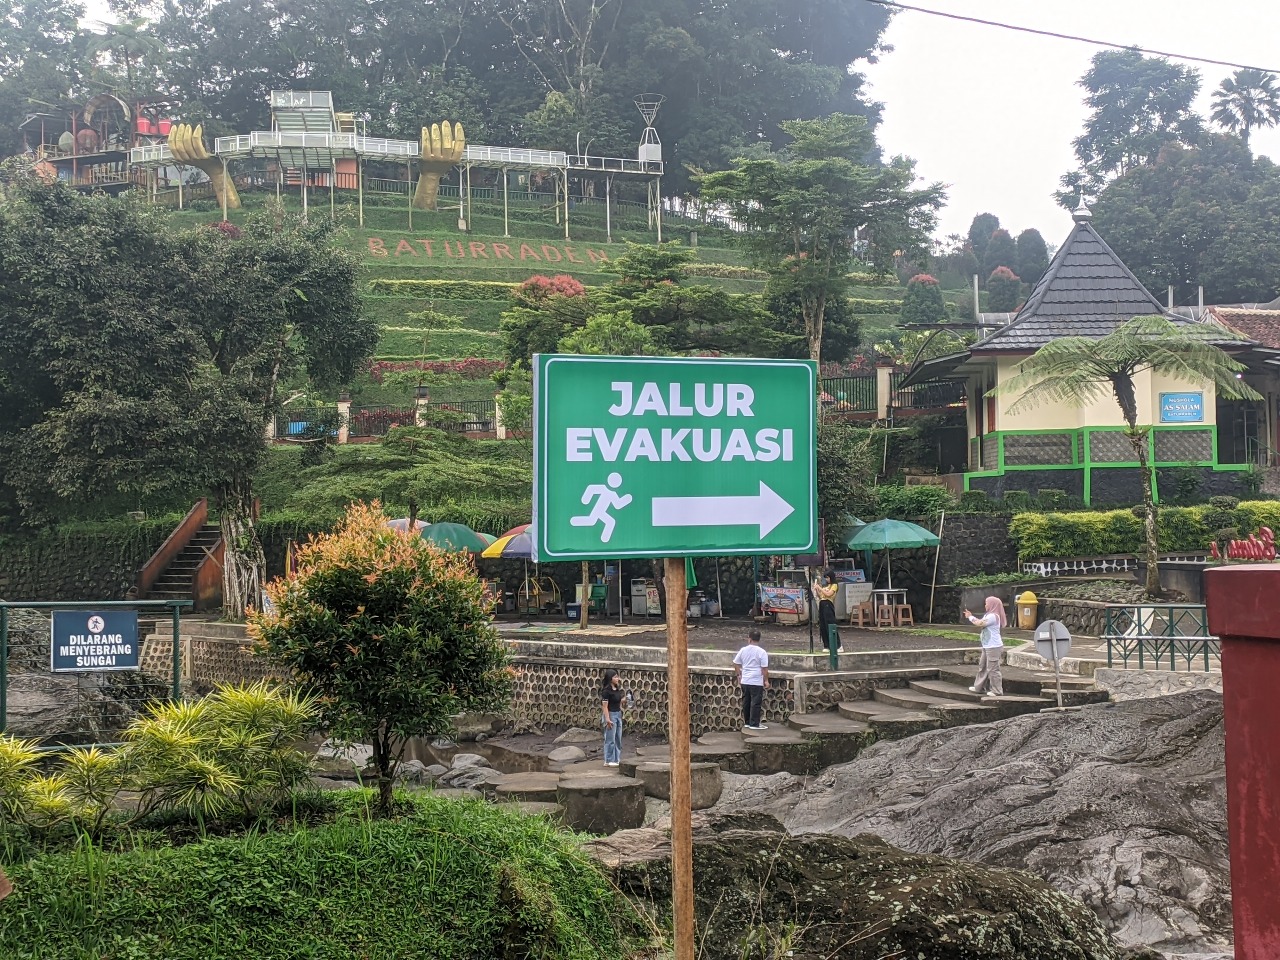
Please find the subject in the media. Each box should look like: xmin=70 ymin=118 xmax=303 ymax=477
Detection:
xmin=464 ymin=144 xmax=567 ymax=167
xmin=567 ymin=154 xmax=664 ymax=175
xmin=270 ymin=90 xmax=333 ymax=110
xmin=355 ymin=136 xmax=417 ymax=158
xmin=213 ymin=134 xmax=253 ymax=155
xmin=130 ymin=143 xmax=171 ymax=165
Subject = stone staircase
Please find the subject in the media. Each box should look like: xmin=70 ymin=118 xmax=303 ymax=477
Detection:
xmin=146 ymin=524 xmax=221 ymax=602
xmin=419 ymin=664 xmax=1110 ymax=834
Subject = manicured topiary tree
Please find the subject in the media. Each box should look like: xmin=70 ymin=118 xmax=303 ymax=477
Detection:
xmin=983 ymin=228 xmax=1018 ymax=278
xmin=250 ymin=502 xmax=512 ymax=814
xmin=900 ymin=273 xmax=946 ymax=325
xmin=987 ymin=266 xmax=1022 ymax=312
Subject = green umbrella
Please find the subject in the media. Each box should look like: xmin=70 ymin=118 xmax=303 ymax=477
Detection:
xmin=844 ymin=519 xmax=940 ymax=589
xmin=420 ymin=521 xmax=490 ymax=553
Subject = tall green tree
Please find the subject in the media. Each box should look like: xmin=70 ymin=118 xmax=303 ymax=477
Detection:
xmin=982 ymin=228 xmax=1017 ymax=279
xmin=1211 ymin=68 xmax=1280 ymax=150
xmin=1092 ymin=135 xmax=1280 ymax=303
xmin=0 ymin=177 xmax=375 ymax=610
xmin=999 ymin=315 xmax=1258 ymax=597
xmin=86 ymin=17 xmax=163 ymax=96
xmin=699 ymin=114 xmax=943 ymax=366
xmin=986 ymin=266 xmax=1021 ymax=312
xmin=900 ymin=273 xmax=945 ymax=325
xmin=967 ymin=213 xmax=999 ymax=265
xmin=1014 ymin=228 xmax=1050 ymax=288
xmin=0 ymin=0 xmax=86 ymax=156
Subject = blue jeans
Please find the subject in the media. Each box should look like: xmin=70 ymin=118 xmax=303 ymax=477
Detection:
xmin=603 ymin=711 xmax=622 ymax=763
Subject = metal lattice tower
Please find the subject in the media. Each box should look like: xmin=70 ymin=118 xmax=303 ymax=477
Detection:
xmin=634 ymin=94 xmax=665 ymax=127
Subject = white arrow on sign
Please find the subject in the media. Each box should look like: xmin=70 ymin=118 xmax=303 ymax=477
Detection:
xmin=651 ymin=481 xmax=796 ymax=538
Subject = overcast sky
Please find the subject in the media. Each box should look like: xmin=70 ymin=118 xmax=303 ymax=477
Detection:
xmin=860 ymin=0 xmax=1280 ymax=244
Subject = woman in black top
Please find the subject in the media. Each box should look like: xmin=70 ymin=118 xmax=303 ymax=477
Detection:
xmin=601 ymin=669 xmax=624 ymax=766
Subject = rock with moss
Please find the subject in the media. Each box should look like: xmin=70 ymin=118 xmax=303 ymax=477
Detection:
xmin=590 ymin=811 xmax=1122 ymax=960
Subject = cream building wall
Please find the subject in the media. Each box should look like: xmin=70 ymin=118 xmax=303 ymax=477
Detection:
xmin=989 ymin=357 xmax=1218 ymax=432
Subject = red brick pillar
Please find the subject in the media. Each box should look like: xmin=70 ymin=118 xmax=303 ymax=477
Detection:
xmin=1204 ymin=563 xmax=1280 ymax=959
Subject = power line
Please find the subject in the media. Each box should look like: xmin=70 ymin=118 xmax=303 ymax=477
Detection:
xmin=862 ymin=0 xmax=1280 ymax=75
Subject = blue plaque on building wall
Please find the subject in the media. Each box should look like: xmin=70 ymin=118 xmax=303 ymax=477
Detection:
xmin=50 ymin=610 xmax=140 ymax=673
xmin=1160 ymin=392 xmax=1204 ymax=423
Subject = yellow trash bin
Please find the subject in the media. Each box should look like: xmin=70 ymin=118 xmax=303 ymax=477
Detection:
xmin=1016 ymin=590 xmax=1039 ymax=630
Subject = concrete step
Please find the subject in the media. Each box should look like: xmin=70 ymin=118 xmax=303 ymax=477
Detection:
xmin=873 ymin=686 xmax=994 ymax=714
xmin=874 ymin=685 xmax=1048 ymax=723
xmin=628 ymin=742 xmax=755 ymax=775
xmin=787 ymin=713 xmax=872 ymax=735
xmin=936 ymin=665 xmax=1096 ymax=695
xmin=837 ymin=700 xmax=942 ymax=738
xmin=909 ymin=679 xmax=1046 ymax=707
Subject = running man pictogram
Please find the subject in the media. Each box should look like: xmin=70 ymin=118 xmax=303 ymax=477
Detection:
xmin=570 ymin=472 xmax=632 ymax=543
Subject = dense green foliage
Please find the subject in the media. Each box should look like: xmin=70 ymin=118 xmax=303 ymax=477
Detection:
xmin=967 ymin=213 xmax=1000 ymax=265
xmin=4 ymin=0 xmax=893 ymax=199
xmin=1014 ymin=229 xmax=1050 ymax=288
xmin=701 ymin=114 xmax=944 ymax=366
xmin=0 ymin=685 xmax=314 ymax=840
xmin=0 ymin=178 xmax=373 ymax=611
xmin=900 ymin=274 xmax=945 ymax=325
xmin=251 ymin=503 xmax=511 ymax=812
xmin=986 ymin=266 xmax=1022 ymax=312
xmin=254 ymin=429 xmax=532 ymax=545
xmin=982 ymin=228 xmax=1017 ymax=278
xmin=1093 ymin=136 xmax=1280 ymax=304
xmin=1210 ymin=68 xmax=1280 ymax=149
xmin=1008 ymin=500 xmax=1280 ymax=561
xmin=0 ymin=791 xmax=644 ymax=959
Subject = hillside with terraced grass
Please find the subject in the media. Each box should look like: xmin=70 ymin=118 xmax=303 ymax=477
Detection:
xmin=166 ymin=192 xmax=982 ymax=407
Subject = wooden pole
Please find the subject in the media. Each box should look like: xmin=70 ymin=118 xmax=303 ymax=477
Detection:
xmin=664 ymin=556 xmax=694 ymax=960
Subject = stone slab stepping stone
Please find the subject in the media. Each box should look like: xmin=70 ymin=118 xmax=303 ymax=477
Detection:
xmin=632 ymin=761 xmax=722 ymax=808
xmin=697 ymin=731 xmax=747 ymax=747
xmin=558 ymin=759 xmax=632 ymax=778
xmin=493 ymin=772 xmax=561 ymax=803
xmin=623 ymin=743 xmax=755 ymax=776
xmin=498 ymin=800 xmax=565 ymax=822
xmin=557 ymin=776 xmax=646 ymax=834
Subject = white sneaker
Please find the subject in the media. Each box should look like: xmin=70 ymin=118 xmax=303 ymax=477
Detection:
xmin=755 ymin=723 xmax=768 ymax=730
xmin=606 ymin=761 xmax=620 ymax=767
xmin=837 ymin=646 xmax=844 ymax=653
xmin=968 ymin=686 xmax=979 ymax=693
xmin=983 ymin=694 xmax=1001 ymax=701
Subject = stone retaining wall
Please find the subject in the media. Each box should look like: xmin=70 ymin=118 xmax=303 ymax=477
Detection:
xmin=1038 ymin=598 xmax=1108 ymax=637
xmin=1092 ymin=667 xmax=1222 ymax=701
xmin=509 ymin=658 xmax=793 ymax=735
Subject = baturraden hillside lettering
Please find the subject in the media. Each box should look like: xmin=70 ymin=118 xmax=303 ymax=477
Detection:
xmin=534 ymin=355 xmax=818 ymax=561
xmin=367 ymin=237 xmax=611 ymax=263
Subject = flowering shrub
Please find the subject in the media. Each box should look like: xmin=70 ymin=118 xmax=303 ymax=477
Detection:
xmin=514 ymin=274 xmax=587 ymax=305
xmin=908 ymin=273 xmax=938 ymax=285
xmin=820 ymin=357 xmax=874 ymax=378
xmin=206 ymin=220 xmax=243 ymax=239
xmin=987 ymin=265 xmax=1023 ymax=312
xmin=250 ymin=501 xmax=511 ymax=814
xmin=368 ymin=359 xmax=505 ymax=383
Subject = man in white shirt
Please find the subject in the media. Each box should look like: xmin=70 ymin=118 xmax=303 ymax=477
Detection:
xmin=733 ymin=629 xmax=770 ymax=730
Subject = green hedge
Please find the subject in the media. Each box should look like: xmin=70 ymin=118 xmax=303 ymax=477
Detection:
xmin=367 ymin=278 xmax=517 ymax=300
xmin=846 ymin=297 xmax=903 ymax=315
xmin=1008 ymin=501 xmax=1280 ymax=560
xmin=0 ymin=793 xmax=643 ymax=959
xmin=376 ymin=328 xmax=504 ymax=359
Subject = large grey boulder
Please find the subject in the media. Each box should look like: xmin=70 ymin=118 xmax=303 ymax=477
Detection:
xmin=5 ymin=672 xmax=134 ymax=741
xmin=759 ymin=692 xmax=1230 ymax=957
xmin=589 ymin=811 xmax=1123 ymax=960
xmin=437 ymin=765 xmax=504 ymax=790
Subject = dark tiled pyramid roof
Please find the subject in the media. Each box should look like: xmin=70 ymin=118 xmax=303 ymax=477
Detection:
xmin=972 ymin=214 xmax=1169 ymax=352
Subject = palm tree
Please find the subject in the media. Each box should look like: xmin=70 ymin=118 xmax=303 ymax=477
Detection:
xmin=999 ymin=316 xmax=1260 ymax=597
xmin=86 ymin=18 xmax=163 ymax=97
xmin=1211 ymin=68 xmax=1280 ymax=150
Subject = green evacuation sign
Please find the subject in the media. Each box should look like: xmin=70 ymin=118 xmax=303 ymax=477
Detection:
xmin=533 ymin=355 xmax=817 ymax=561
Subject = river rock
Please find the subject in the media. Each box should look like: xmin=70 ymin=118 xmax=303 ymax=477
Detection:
xmin=395 ymin=759 xmax=428 ymax=783
xmin=588 ymin=811 xmax=1123 ymax=960
xmin=767 ymin=692 xmax=1230 ymax=957
xmin=424 ymin=764 xmax=448 ymax=780
xmin=5 ymin=672 xmax=134 ymax=741
xmin=438 ymin=765 xmax=504 ymax=790
xmin=547 ymin=745 xmax=586 ymax=763
xmin=553 ymin=727 xmax=599 ymax=744
xmin=449 ymin=753 xmax=490 ymax=770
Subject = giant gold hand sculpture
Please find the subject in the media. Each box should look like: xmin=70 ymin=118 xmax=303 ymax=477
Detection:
xmin=413 ymin=121 xmax=465 ymax=211
xmin=168 ymin=123 xmax=241 ymax=210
